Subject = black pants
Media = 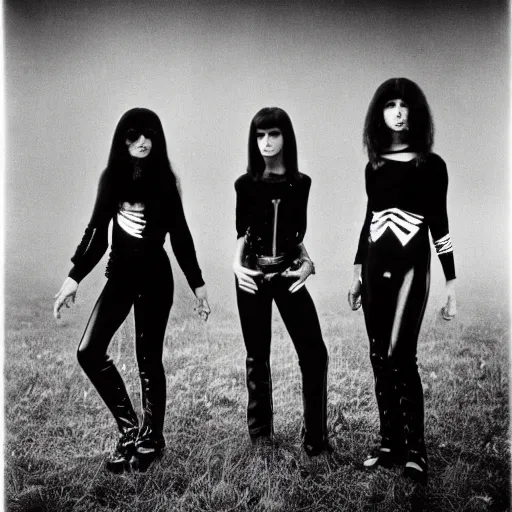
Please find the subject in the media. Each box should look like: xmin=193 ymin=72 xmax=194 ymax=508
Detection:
xmin=362 ymin=251 xmax=430 ymax=456
xmin=236 ymin=276 xmax=329 ymax=446
xmin=77 ymin=250 xmax=173 ymax=443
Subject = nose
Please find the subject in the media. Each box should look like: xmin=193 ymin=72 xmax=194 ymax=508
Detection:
xmin=138 ymin=135 xmax=146 ymax=144
xmin=397 ymin=109 xmax=402 ymax=118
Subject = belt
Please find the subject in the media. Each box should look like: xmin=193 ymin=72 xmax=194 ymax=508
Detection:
xmin=255 ymin=254 xmax=293 ymax=274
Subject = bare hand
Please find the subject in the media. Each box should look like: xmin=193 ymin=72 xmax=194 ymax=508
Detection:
xmin=194 ymin=285 xmax=211 ymax=321
xmin=348 ymin=278 xmax=362 ymax=311
xmin=281 ymin=259 xmax=315 ymax=293
xmin=441 ymin=280 xmax=457 ymax=320
xmin=54 ymin=277 xmax=78 ymax=320
xmin=233 ymin=263 xmax=262 ymax=294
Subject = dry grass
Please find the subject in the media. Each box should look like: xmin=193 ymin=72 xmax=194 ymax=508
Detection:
xmin=4 ymin=279 xmax=510 ymax=511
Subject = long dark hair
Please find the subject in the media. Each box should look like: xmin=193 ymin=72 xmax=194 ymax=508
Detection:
xmin=103 ymin=107 xmax=178 ymax=202
xmin=363 ymin=78 xmax=434 ymax=168
xmin=247 ymin=107 xmax=300 ymax=180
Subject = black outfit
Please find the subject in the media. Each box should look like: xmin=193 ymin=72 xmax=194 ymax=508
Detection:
xmin=235 ymin=172 xmax=329 ymax=450
xmin=71 ymin=167 xmax=204 ymax=455
xmin=354 ymin=153 xmax=455 ymax=460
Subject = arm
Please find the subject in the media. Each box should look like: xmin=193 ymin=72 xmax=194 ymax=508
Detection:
xmin=353 ymin=163 xmax=372 ymax=269
xmin=233 ymin=177 xmax=262 ymax=294
xmin=295 ymin=175 xmax=311 ymax=245
xmin=68 ymin=170 xmax=114 ymax=284
xmin=281 ymin=242 xmax=316 ymax=293
xmin=167 ymin=183 xmax=210 ymax=320
xmin=233 ymin=235 xmax=262 ymax=294
xmin=427 ymin=156 xmax=457 ymax=319
xmin=167 ymin=183 xmax=205 ymax=292
xmin=348 ymin=263 xmax=362 ymax=311
xmin=279 ymin=176 xmax=314 ymax=293
xmin=349 ymin=164 xmax=372 ymax=310
xmin=54 ymin=171 xmax=114 ymax=320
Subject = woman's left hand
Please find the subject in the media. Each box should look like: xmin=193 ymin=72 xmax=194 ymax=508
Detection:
xmin=281 ymin=259 xmax=315 ymax=293
xmin=194 ymin=285 xmax=211 ymax=321
xmin=441 ymin=279 xmax=457 ymax=320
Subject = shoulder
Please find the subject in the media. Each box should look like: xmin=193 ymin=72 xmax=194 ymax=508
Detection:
xmin=295 ymin=172 xmax=311 ymax=190
xmin=297 ymin=172 xmax=311 ymax=184
xmin=97 ymin=168 xmax=115 ymax=195
xmin=425 ymin=152 xmax=447 ymax=168
xmin=424 ymin=152 xmax=448 ymax=177
xmin=234 ymin=173 xmax=254 ymax=192
xmin=423 ymin=153 xmax=449 ymax=191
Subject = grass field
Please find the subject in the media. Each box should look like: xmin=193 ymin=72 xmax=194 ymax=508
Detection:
xmin=4 ymin=275 xmax=510 ymax=512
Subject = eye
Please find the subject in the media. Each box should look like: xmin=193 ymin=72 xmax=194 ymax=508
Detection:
xmin=125 ymin=129 xmax=140 ymax=142
xmin=256 ymin=133 xmax=265 ymax=139
xmin=269 ymin=130 xmax=281 ymax=137
xmin=143 ymin=128 xmax=157 ymax=139
xmin=384 ymin=101 xmax=396 ymax=109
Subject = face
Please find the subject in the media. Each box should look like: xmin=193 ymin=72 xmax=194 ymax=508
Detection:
xmin=256 ymin=127 xmax=284 ymax=158
xmin=125 ymin=128 xmax=155 ymax=158
xmin=383 ymin=98 xmax=409 ymax=132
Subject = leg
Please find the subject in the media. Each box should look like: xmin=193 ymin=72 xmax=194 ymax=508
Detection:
xmin=236 ymin=279 xmax=274 ymax=440
xmin=274 ymin=281 xmax=329 ymax=453
xmin=77 ymin=278 xmax=138 ymax=434
xmin=77 ymin=277 xmax=138 ymax=472
xmin=389 ymin=260 xmax=430 ymax=482
xmin=132 ymin=254 xmax=174 ymax=466
xmin=362 ymin=261 xmax=405 ymax=465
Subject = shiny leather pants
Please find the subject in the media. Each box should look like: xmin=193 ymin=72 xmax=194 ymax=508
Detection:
xmin=236 ymin=277 xmax=329 ymax=446
xmin=362 ymin=253 xmax=430 ymax=456
xmin=77 ymin=252 xmax=173 ymax=444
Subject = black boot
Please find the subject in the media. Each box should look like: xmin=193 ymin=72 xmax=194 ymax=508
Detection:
xmin=131 ymin=435 xmax=166 ymax=473
xmin=246 ymin=357 xmax=274 ymax=441
xmin=130 ymin=366 xmax=167 ymax=472
xmin=364 ymin=355 xmax=406 ymax=469
xmin=105 ymin=426 xmax=138 ymax=473
xmin=397 ymin=364 xmax=428 ymax=483
xmin=77 ymin=361 xmax=140 ymax=473
xmin=299 ymin=347 xmax=329 ymax=457
xmin=302 ymin=434 xmax=334 ymax=458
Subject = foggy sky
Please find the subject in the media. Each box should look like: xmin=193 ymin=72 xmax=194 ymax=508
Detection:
xmin=5 ymin=0 xmax=509 ymax=312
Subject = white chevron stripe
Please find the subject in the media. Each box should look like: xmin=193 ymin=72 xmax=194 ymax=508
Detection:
xmin=370 ymin=208 xmax=424 ymax=247
xmin=117 ymin=203 xmax=147 ymax=238
xmin=434 ymin=234 xmax=453 ymax=254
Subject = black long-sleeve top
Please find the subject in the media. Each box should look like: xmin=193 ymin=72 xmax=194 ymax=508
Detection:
xmin=354 ymin=153 xmax=456 ymax=281
xmin=69 ymin=170 xmax=205 ymax=290
xmin=235 ymin=172 xmax=311 ymax=257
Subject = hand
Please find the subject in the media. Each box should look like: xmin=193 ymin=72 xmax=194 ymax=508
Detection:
xmin=194 ymin=285 xmax=211 ymax=322
xmin=233 ymin=262 xmax=262 ymax=294
xmin=281 ymin=258 xmax=315 ymax=294
xmin=348 ymin=278 xmax=362 ymax=311
xmin=441 ymin=280 xmax=456 ymax=320
xmin=54 ymin=277 xmax=78 ymax=320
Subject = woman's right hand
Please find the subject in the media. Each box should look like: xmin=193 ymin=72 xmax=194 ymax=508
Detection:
xmin=53 ymin=277 xmax=78 ymax=320
xmin=348 ymin=278 xmax=362 ymax=311
xmin=233 ymin=262 xmax=262 ymax=294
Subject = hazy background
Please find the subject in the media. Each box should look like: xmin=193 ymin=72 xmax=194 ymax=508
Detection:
xmin=5 ymin=0 xmax=509 ymax=314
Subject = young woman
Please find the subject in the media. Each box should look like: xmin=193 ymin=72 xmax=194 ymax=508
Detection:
xmin=348 ymin=78 xmax=457 ymax=483
xmin=233 ymin=107 xmax=330 ymax=456
xmin=53 ymin=108 xmax=210 ymax=473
